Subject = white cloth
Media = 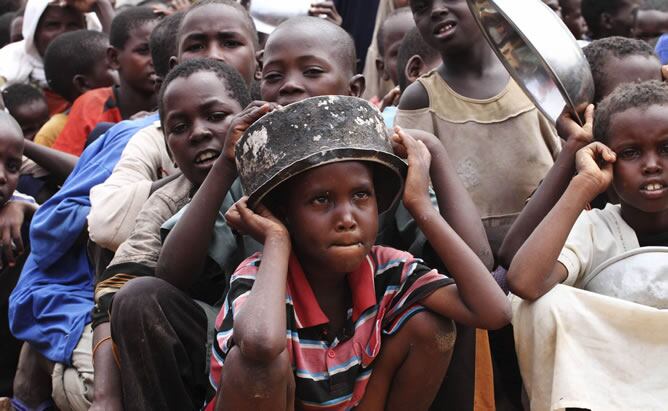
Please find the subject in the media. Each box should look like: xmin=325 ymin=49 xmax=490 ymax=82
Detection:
xmin=0 ymin=0 xmax=101 ymax=88
xmin=88 ymin=121 xmax=177 ymax=251
xmin=558 ymin=203 xmax=640 ymax=287
xmin=249 ymin=0 xmax=311 ymax=34
xmin=511 ymin=284 xmax=668 ymax=411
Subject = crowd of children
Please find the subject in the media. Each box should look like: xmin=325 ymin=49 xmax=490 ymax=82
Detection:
xmin=0 ymin=0 xmax=665 ymax=410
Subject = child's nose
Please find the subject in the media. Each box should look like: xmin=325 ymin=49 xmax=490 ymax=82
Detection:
xmin=190 ymin=122 xmax=213 ymax=143
xmin=643 ymin=153 xmax=663 ymax=174
xmin=279 ymin=78 xmax=305 ymax=96
xmin=335 ymin=204 xmax=357 ymax=231
xmin=207 ymin=43 xmax=227 ymax=63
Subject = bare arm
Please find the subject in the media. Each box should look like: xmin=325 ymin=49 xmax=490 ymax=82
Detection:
xmin=156 ymin=104 xmax=274 ymax=290
xmin=396 ymin=128 xmax=494 ymax=269
xmin=23 ymin=140 xmax=78 ymax=183
xmin=397 ymin=132 xmax=511 ymax=330
xmin=506 ymin=142 xmax=616 ymax=301
xmin=497 ymin=106 xmax=595 ymax=268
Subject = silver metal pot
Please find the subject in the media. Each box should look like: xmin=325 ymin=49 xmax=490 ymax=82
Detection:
xmin=467 ymin=0 xmax=594 ymax=125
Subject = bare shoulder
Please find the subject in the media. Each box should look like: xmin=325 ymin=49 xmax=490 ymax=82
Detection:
xmin=398 ymin=81 xmax=430 ymax=110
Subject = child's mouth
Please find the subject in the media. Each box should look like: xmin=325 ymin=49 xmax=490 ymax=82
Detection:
xmin=194 ymin=150 xmax=220 ymax=166
xmin=434 ymin=21 xmax=456 ymax=38
xmin=640 ymin=181 xmax=667 ymax=198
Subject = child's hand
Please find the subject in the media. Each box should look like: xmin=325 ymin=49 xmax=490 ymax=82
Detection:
xmin=223 ymin=102 xmax=279 ymax=165
xmin=59 ymin=0 xmax=97 ymax=13
xmin=309 ymin=1 xmax=342 ymax=25
xmin=0 ymin=201 xmax=30 ymax=269
xmin=393 ymin=128 xmax=432 ymax=210
xmin=225 ymin=197 xmax=289 ymax=245
xmin=556 ymin=104 xmax=594 ymax=150
xmin=380 ymin=86 xmax=401 ymax=112
xmin=575 ymin=142 xmax=616 ymax=194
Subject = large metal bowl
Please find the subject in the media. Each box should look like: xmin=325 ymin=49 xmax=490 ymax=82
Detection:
xmin=467 ymin=0 xmax=594 ymax=125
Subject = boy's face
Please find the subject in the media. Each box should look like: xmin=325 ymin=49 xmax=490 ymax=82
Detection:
xmin=410 ymin=0 xmax=480 ymax=55
xmin=378 ymin=13 xmax=415 ymax=85
xmin=12 ymin=99 xmax=49 ymax=141
xmin=560 ymin=0 xmax=588 ymax=39
xmin=0 ymin=124 xmax=24 ymax=204
xmin=115 ymin=21 xmax=158 ymax=96
xmin=598 ymin=55 xmax=661 ymax=103
xmin=34 ymin=5 xmax=85 ymax=57
xmin=607 ymin=105 xmax=668 ymax=215
xmin=162 ymin=71 xmax=243 ymax=186
xmin=283 ymin=161 xmax=379 ymax=277
xmin=85 ymin=57 xmax=118 ymax=92
xmin=261 ymin=27 xmax=353 ymax=106
xmin=177 ymin=5 xmax=257 ymax=86
xmin=602 ymin=0 xmax=640 ymax=38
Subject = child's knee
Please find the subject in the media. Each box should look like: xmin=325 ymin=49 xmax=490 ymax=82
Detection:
xmin=402 ymin=310 xmax=457 ymax=354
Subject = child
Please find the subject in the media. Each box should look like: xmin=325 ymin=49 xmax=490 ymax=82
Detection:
xmin=102 ymin=58 xmax=257 ymax=410
xmin=36 ymin=29 xmax=116 ymax=148
xmin=0 ymin=0 xmax=113 ymax=115
xmin=506 ymin=80 xmax=668 ymax=410
xmin=583 ymin=36 xmax=662 ymax=104
xmin=259 ymin=16 xmax=364 ymax=106
xmin=51 ymin=6 xmax=159 ymax=156
xmin=2 ymin=83 xmax=49 ymax=141
xmin=375 ymin=7 xmax=415 ymax=91
xmin=397 ymin=0 xmax=561 ymax=256
xmin=207 ymin=96 xmax=510 ymax=410
xmin=559 ymin=0 xmax=589 ymax=40
xmin=0 ymin=112 xmax=38 ymax=402
xmin=581 ymin=0 xmax=640 ymax=39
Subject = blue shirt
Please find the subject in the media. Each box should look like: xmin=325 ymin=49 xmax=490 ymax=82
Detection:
xmin=9 ymin=114 xmax=159 ymax=364
xmin=656 ymin=34 xmax=668 ymax=65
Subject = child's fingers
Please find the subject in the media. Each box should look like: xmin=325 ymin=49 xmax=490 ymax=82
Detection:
xmin=391 ymin=133 xmax=408 ymax=158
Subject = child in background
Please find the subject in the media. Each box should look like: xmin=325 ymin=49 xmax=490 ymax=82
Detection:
xmin=52 ymin=7 xmax=159 ymax=156
xmin=37 ymin=29 xmax=116 ymax=148
xmin=207 ymin=96 xmax=510 ymax=410
xmin=581 ymin=0 xmax=640 ymax=40
xmin=559 ymin=0 xmax=589 ymax=40
xmin=374 ymin=7 xmax=415 ymax=110
xmin=397 ymin=0 xmax=560 ymax=256
xmin=2 ymin=83 xmax=49 ymax=141
xmin=583 ymin=36 xmax=662 ymax=104
xmin=506 ymin=80 xmax=668 ymax=411
xmin=0 ymin=0 xmax=114 ymax=115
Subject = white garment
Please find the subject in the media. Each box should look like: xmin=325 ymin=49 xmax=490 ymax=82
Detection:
xmin=249 ymin=0 xmax=311 ymax=33
xmin=88 ymin=121 xmax=177 ymax=251
xmin=0 ymin=0 xmax=101 ymax=88
xmin=512 ymin=283 xmax=668 ymax=411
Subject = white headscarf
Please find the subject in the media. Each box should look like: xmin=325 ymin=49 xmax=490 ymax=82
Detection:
xmin=0 ymin=0 xmax=101 ymax=89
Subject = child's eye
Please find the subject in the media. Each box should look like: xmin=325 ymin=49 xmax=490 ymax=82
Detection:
xmin=304 ymin=67 xmax=325 ymax=77
xmin=619 ymin=148 xmax=640 ymax=159
xmin=7 ymin=161 xmax=20 ymax=173
xmin=169 ymin=123 xmax=188 ymax=135
xmin=134 ymin=45 xmax=150 ymax=55
xmin=223 ymin=39 xmax=242 ymax=48
xmin=353 ymin=191 xmax=370 ymax=201
xmin=185 ymin=43 xmax=205 ymax=52
xmin=263 ymin=72 xmax=283 ymax=83
xmin=660 ymin=143 xmax=668 ymax=155
xmin=208 ymin=112 xmax=227 ymax=122
xmin=311 ymin=195 xmax=329 ymax=206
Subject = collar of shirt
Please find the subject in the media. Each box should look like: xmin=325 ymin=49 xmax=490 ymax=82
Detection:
xmin=287 ymin=253 xmax=377 ymax=329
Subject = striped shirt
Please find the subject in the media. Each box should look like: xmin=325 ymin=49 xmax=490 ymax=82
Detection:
xmin=208 ymin=246 xmax=454 ymax=410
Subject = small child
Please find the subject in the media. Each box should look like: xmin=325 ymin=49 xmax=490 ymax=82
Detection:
xmin=581 ymin=0 xmax=639 ymax=39
xmin=37 ymin=29 xmax=116 ymax=148
xmin=559 ymin=0 xmax=589 ymax=40
xmin=208 ymin=96 xmax=510 ymax=410
xmin=398 ymin=0 xmax=561 ymax=255
xmin=375 ymin=7 xmax=415 ymax=90
xmin=583 ymin=36 xmax=662 ymax=104
xmin=507 ymin=80 xmax=668 ymax=410
xmin=2 ymin=83 xmax=49 ymax=141
xmin=51 ymin=6 xmax=160 ymax=156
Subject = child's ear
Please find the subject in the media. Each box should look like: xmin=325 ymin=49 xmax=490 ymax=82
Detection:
xmin=107 ymin=47 xmax=120 ymax=71
xmin=375 ymin=58 xmax=390 ymax=82
xmin=168 ymin=56 xmax=178 ymax=71
xmin=255 ymin=49 xmax=264 ymax=81
xmin=72 ymin=74 xmax=91 ymax=96
xmin=348 ymin=74 xmax=366 ymax=98
xmin=405 ymin=55 xmax=426 ymax=85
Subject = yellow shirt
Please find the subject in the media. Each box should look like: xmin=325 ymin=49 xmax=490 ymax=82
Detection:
xmin=34 ymin=112 xmax=68 ymax=148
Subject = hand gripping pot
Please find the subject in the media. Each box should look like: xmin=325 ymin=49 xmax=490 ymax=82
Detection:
xmin=236 ymin=95 xmax=408 ymax=213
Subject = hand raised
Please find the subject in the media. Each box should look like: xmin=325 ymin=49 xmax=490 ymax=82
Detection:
xmin=392 ymin=127 xmax=432 ymax=209
xmin=557 ymin=104 xmax=594 ymax=149
xmin=308 ymin=1 xmax=343 ymax=25
xmin=225 ymin=197 xmax=289 ymax=244
xmin=575 ymin=142 xmax=616 ymax=194
xmin=222 ymin=102 xmax=279 ymax=163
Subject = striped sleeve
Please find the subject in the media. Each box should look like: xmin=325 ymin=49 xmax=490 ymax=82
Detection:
xmin=209 ymin=253 xmax=261 ymax=393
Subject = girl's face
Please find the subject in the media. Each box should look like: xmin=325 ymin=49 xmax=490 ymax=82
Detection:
xmin=410 ymin=0 xmax=481 ymax=55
